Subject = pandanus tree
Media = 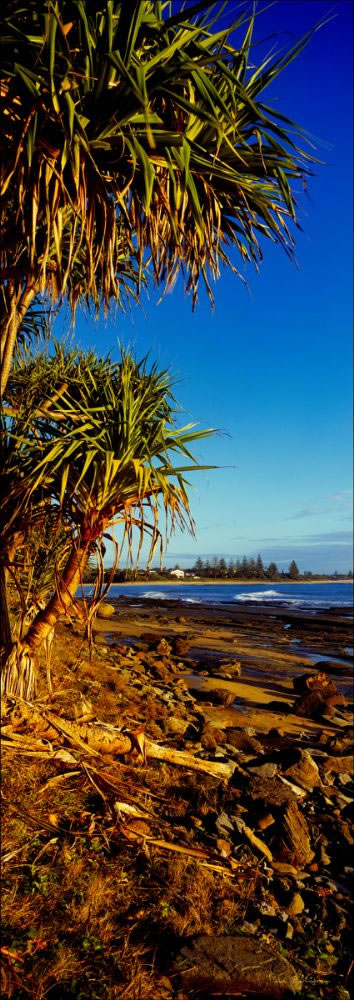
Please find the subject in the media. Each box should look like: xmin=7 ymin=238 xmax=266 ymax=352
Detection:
xmin=0 ymin=343 xmax=96 ymax=648
xmin=0 ymin=0 xmax=321 ymax=393
xmin=1 ymin=346 xmax=214 ymax=699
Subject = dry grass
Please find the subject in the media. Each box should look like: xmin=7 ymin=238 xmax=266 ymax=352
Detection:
xmin=2 ymin=746 xmax=251 ymax=999
xmin=6 ymin=616 xmax=351 ymax=999
xmin=1 ymin=622 xmax=264 ymax=999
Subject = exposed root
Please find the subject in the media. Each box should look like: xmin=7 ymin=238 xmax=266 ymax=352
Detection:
xmin=1 ymin=643 xmax=37 ymax=701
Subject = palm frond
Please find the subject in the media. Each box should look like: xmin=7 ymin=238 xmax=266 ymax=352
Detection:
xmin=1 ymin=0 xmax=323 ymax=326
xmin=1 ymin=344 xmax=216 ymax=576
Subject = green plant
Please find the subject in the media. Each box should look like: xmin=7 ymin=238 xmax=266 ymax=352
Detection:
xmin=1 ymin=343 xmax=215 ymax=698
xmin=0 ymin=0 xmax=322 ymax=392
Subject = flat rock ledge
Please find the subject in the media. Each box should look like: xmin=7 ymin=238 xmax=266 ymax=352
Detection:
xmin=174 ymin=934 xmax=302 ymax=997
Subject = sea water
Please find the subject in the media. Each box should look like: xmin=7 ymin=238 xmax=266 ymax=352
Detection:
xmin=83 ymin=581 xmax=353 ymax=611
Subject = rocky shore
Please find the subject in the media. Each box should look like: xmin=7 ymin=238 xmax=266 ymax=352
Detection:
xmin=2 ymin=596 xmax=353 ymax=999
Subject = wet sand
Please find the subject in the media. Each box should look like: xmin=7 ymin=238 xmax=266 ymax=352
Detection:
xmin=94 ymin=595 xmax=353 ymax=740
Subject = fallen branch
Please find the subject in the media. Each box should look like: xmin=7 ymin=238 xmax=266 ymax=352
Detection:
xmin=2 ymin=705 xmax=236 ymax=781
xmin=144 ymin=737 xmax=235 ymax=781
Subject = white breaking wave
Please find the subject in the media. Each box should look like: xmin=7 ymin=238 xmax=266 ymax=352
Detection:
xmin=141 ymin=590 xmax=168 ymax=599
xmin=234 ymin=590 xmax=349 ymax=608
xmin=235 ymin=589 xmax=283 ymax=602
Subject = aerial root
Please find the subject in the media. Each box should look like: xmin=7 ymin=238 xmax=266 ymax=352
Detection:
xmin=0 ymin=643 xmax=37 ymax=702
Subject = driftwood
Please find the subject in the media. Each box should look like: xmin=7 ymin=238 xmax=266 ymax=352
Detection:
xmin=2 ymin=706 xmax=236 ymax=781
xmin=144 ymin=738 xmax=235 ymax=780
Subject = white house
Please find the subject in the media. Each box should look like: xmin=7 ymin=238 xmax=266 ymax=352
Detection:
xmin=170 ymin=568 xmax=185 ymax=579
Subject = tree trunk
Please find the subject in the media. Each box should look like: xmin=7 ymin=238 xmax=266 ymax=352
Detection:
xmin=0 ymin=284 xmax=38 ymax=396
xmin=25 ymin=540 xmax=92 ymax=653
xmin=1 ymin=539 xmax=91 ymax=699
xmin=0 ymin=562 xmax=12 ymax=650
xmin=0 ymin=533 xmax=24 ymax=655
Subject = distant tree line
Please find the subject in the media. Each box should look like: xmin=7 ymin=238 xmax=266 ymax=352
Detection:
xmin=100 ymin=559 xmax=353 ymax=583
xmin=191 ymin=555 xmax=298 ymax=579
xmin=189 ymin=558 xmax=352 ymax=581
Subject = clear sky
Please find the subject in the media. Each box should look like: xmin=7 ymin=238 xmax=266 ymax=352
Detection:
xmin=63 ymin=1 xmax=353 ymax=574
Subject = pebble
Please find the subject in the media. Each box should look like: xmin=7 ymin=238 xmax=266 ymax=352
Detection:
xmin=216 ymin=811 xmax=234 ymax=837
xmin=258 ymin=900 xmax=277 ymax=916
xmin=257 ymin=813 xmax=276 ymax=831
xmin=286 ymin=893 xmax=305 ymax=916
xmin=338 ymin=773 xmax=352 ymax=786
xmin=249 ymin=762 xmax=278 ymax=778
xmin=282 ymin=749 xmax=321 ymax=792
xmin=216 ymin=838 xmax=232 ymax=856
xmin=323 ymin=755 xmax=354 ymax=775
xmin=320 ymin=844 xmax=331 ymax=865
xmin=272 ymin=862 xmax=299 ymax=876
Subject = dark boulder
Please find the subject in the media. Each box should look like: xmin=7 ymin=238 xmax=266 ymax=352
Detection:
xmin=173 ymin=934 xmax=302 ymax=996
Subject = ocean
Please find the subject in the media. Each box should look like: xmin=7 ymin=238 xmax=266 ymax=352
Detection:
xmin=85 ymin=581 xmax=353 ymax=611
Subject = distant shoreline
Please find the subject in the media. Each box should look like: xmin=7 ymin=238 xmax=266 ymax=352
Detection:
xmin=107 ymin=578 xmax=352 ymax=587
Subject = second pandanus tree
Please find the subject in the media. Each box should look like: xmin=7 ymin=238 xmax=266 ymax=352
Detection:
xmin=0 ymin=343 xmax=100 ymax=649
xmin=1 ymin=348 xmax=215 ymax=699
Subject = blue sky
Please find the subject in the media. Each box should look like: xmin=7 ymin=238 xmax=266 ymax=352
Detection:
xmin=64 ymin=1 xmax=353 ymax=574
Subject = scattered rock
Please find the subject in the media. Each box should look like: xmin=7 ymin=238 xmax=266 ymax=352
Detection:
xmin=281 ymin=749 xmax=321 ymax=792
xmin=293 ymin=672 xmax=337 ymax=697
xmin=156 ymin=638 xmax=172 ymax=656
xmin=272 ymin=862 xmax=299 ymax=877
xmin=247 ymin=775 xmax=299 ymax=807
xmin=173 ymin=638 xmax=190 ymax=657
xmin=249 ymin=762 xmax=278 ymax=778
xmin=97 ymin=603 xmax=115 ymax=618
xmin=293 ymin=691 xmax=329 ymax=718
xmin=200 ymin=724 xmax=227 ymax=749
xmin=278 ymin=801 xmax=314 ymax=867
xmin=337 ymin=819 xmax=354 ymax=846
xmin=257 ymin=812 xmax=276 ymax=831
xmin=278 ymin=777 xmax=307 ymax=799
xmin=216 ymin=811 xmax=234 ymax=838
xmin=226 ymin=730 xmax=264 ymax=754
xmin=59 ymin=596 xmax=352 ymax=997
xmin=174 ymin=934 xmax=302 ymax=997
xmin=328 ymin=729 xmax=354 ymax=753
xmin=266 ymin=701 xmax=291 ymax=714
xmin=286 ymin=892 xmax=305 ymax=916
xmin=218 ymin=659 xmax=241 ymax=676
xmin=315 ymin=659 xmax=353 ymax=676
xmin=320 ymin=843 xmax=331 ymax=865
xmin=216 ymin=838 xmax=232 ymax=856
xmin=192 ymin=686 xmax=235 ymax=707
xmin=322 ymin=755 xmax=354 ymax=775
xmin=166 ymin=717 xmax=190 ymax=737
xmin=130 ymin=661 xmax=146 ymax=676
